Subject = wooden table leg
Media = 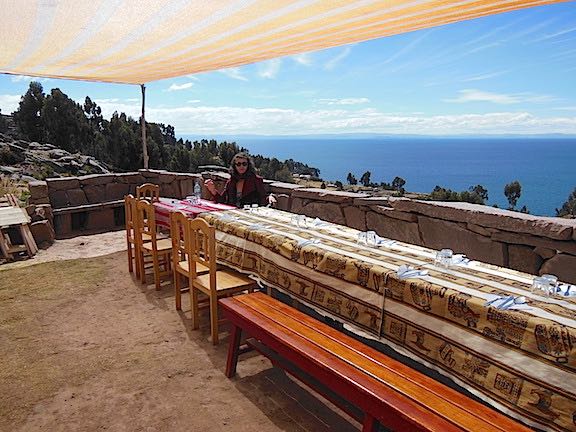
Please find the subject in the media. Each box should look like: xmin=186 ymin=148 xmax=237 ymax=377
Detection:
xmin=225 ymin=324 xmax=243 ymax=378
xmin=362 ymin=413 xmax=378 ymax=432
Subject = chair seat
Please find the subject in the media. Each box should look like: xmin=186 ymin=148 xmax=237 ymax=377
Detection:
xmin=194 ymin=269 xmax=255 ymax=293
xmin=141 ymin=238 xmax=172 ymax=252
xmin=177 ymin=260 xmax=210 ymax=275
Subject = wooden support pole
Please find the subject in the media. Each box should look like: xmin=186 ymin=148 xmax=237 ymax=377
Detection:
xmin=141 ymin=83 xmax=149 ymax=169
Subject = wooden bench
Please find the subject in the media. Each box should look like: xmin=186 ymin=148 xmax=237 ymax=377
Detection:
xmin=220 ymin=292 xmax=532 ymax=432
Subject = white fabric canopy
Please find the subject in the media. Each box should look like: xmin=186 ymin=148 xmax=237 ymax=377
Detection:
xmin=0 ymin=0 xmax=566 ymax=84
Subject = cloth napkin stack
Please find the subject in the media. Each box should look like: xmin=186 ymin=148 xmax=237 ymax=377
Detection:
xmin=397 ymin=264 xmax=429 ymax=279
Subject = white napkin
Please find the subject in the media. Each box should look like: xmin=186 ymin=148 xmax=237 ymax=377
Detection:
xmin=297 ymin=238 xmax=321 ymax=247
xmin=557 ymin=284 xmax=576 ymax=297
xmin=375 ymin=236 xmax=396 ymax=247
xmin=484 ymin=294 xmax=529 ymax=310
xmin=311 ymin=217 xmax=326 ymax=227
xmin=451 ymin=254 xmax=470 ymax=266
xmin=397 ymin=264 xmax=429 ymax=279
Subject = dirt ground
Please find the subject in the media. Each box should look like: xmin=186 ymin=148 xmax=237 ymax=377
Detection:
xmin=0 ymin=235 xmax=359 ymax=432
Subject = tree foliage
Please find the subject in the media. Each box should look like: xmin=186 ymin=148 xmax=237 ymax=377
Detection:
xmin=13 ymin=82 xmax=45 ymax=142
xmin=504 ymin=180 xmax=522 ymax=210
xmin=556 ymin=187 xmax=576 ymax=217
xmin=10 ymin=82 xmax=319 ymax=181
xmin=347 ymin=172 xmax=357 ymax=185
xmin=429 ymin=185 xmax=487 ymax=205
xmin=360 ymin=171 xmax=371 ymax=187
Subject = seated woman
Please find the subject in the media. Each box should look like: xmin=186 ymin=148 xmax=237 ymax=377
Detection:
xmin=204 ymin=152 xmax=267 ymax=207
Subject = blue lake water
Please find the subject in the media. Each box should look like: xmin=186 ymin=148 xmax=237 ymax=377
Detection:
xmin=231 ymin=137 xmax=576 ymax=217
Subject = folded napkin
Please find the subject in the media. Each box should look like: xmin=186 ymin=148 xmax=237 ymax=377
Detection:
xmin=248 ymin=223 xmax=270 ymax=230
xmin=376 ymin=237 xmax=396 ymax=247
xmin=311 ymin=217 xmax=326 ymax=227
xmin=297 ymin=238 xmax=321 ymax=247
xmin=556 ymin=284 xmax=576 ymax=297
xmin=484 ymin=294 xmax=528 ymax=310
xmin=396 ymin=264 xmax=429 ymax=279
xmin=451 ymin=254 xmax=470 ymax=266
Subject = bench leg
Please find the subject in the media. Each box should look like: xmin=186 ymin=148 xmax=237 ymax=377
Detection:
xmin=225 ymin=324 xmax=243 ymax=378
xmin=362 ymin=414 xmax=378 ymax=432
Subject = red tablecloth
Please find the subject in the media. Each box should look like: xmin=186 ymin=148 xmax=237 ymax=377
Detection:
xmin=153 ymin=198 xmax=235 ymax=228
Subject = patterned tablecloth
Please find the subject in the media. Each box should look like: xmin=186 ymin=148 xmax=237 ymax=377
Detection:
xmin=153 ymin=198 xmax=235 ymax=227
xmin=199 ymin=207 xmax=576 ymax=432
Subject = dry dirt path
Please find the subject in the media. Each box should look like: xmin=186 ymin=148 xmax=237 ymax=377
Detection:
xmin=0 ymin=245 xmax=358 ymax=432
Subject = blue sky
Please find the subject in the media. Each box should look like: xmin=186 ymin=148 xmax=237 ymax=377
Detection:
xmin=1 ymin=1 xmax=575 ymax=137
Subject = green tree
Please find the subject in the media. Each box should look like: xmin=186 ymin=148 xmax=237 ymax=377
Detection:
xmin=504 ymin=180 xmax=522 ymax=210
xmin=346 ymin=172 xmax=357 ymax=185
xmin=392 ymin=176 xmax=406 ymax=193
xmin=556 ymin=187 xmax=576 ymax=217
xmin=0 ymin=109 xmax=7 ymax=133
xmin=470 ymin=184 xmax=488 ymax=203
xmin=42 ymin=88 xmax=92 ymax=153
xmin=360 ymin=171 xmax=371 ymax=187
xmin=13 ymin=81 xmax=45 ymax=142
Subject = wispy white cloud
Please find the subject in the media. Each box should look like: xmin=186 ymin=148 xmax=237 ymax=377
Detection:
xmin=553 ymin=106 xmax=576 ymax=111
xmin=324 ymin=46 xmax=352 ymax=70
xmin=88 ymin=98 xmax=576 ymax=136
xmin=316 ymin=98 xmax=370 ymax=105
xmin=0 ymin=94 xmax=22 ymax=113
xmin=167 ymin=82 xmax=194 ymax=92
xmin=187 ymin=99 xmax=201 ymax=104
xmin=444 ymin=89 xmax=557 ymax=105
xmin=381 ymin=30 xmax=432 ymax=66
xmin=530 ymin=25 xmax=576 ymax=43
xmin=460 ymin=70 xmax=508 ymax=82
xmin=9 ymin=75 xmax=50 ymax=83
xmin=185 ymin=75 xmax=200 ymax=81
xmin=292 ymin=53 xmax=312 ymax=66
xmin=258 ymin=59 xmax=281 ymax=79
xmin=219 ymin=67 xmax=248 ymax=81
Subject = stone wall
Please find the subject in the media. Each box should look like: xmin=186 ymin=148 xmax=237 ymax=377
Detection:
xmin=267 ymin=182 xmax=576 ymax=284
xmin=26 ymin=171 xmax=576 ymax=283
xmin=28 ymin=169 xmax=202 ymax=239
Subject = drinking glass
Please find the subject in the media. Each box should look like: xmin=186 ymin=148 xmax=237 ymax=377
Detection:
xmin=243 ymin=204 xmax=251 ymax=211
xmin=297 ymin=215 xmax=307 ymax=228
xmin=357 ymin=232 xmax=367 ymax=245
xmin=366 ymin=231 xmax=377 ymax=246
xmin=541 ymin=274 xmax=559 ymax=297
xmin=435 ymin=249 xmax=453 ymax=268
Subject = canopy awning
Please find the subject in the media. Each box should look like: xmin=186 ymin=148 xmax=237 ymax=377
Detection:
xmin=0 ymin=0 xmax=566 ymax=84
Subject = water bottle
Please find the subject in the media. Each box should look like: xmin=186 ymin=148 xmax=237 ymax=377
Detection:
xmin=193 ymin=179 xmax=202 ymax=204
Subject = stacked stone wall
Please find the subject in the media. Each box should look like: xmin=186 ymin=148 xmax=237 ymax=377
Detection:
xmin=267 ymin=182 xmax=576 ymax=284
xmin=26 ymin=171 xmax=576 ymax=283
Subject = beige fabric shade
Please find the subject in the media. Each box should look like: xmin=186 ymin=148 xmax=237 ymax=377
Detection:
xmin=0 ymin=0 xmax=567 ymax=84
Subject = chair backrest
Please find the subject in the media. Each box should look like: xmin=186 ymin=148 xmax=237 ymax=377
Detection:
xmin=124 ymin=194 xmax=135 ymax=235
xmin=135 ymin=199 xmax=159 ymax=250
xmin=188 ymin=218 xmax=217 ymax=291
xmin=5 ymin=193 xmax=19 ymax=207
xmin=136 ymin=183 xmax=160 ymax=202
xmin=170 ymin=211 xmax=190 ymax=267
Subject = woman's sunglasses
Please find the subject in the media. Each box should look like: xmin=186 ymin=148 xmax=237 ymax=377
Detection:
xmin=235 ymin=161 xmax=248 ymax=167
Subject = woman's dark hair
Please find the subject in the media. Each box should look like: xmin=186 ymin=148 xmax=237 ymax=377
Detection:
xmin=229 ymin=152 xmax=256 ymax=177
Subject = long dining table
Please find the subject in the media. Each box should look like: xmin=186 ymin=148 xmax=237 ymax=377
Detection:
xmin=199 ymin=207 xmax=576 ymax=432
xmin=153 ymin=197 xmax=235 ymax=228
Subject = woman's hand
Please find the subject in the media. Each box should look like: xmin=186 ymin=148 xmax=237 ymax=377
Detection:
xmin=204 ymin=179 xmax=217 ymax=196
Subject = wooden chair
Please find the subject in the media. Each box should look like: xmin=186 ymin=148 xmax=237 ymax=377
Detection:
xmin=170 ymin=211 xmax=209 ymax=311
xmin=136 ymin=183 xmax=160 ymax=202
xmin=188 ymin=217 xmax=257 ymax=345
xmin=124 ymin=194 xmax=140 ymax=278
xmin=134 ymin=199 xmax=172 ymax=290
